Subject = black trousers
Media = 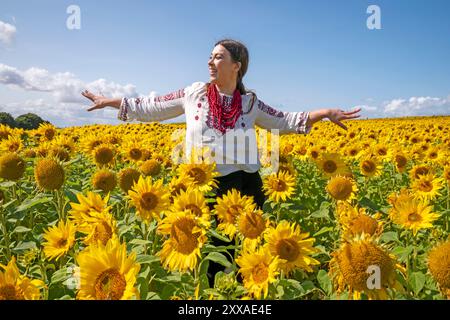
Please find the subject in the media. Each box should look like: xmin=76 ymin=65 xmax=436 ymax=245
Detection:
xmin=206 ymin=170 xmax=266 ymax=287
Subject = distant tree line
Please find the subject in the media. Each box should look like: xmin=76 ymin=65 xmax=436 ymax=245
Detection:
xmin=0 ymin=112 xmax=50 ymax=130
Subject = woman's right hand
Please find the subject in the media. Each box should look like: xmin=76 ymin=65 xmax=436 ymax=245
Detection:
xmin=82 ymin=90 xmax=121 ymax=111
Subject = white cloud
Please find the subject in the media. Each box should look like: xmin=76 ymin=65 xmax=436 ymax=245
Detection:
xmin=355 ymin=104 xmax=378 ymax=111
xmin=383 ymin=96 xmax=450 ymax=116
xmin=0 ymin=63 xmax=139 ymax=103
xmin=0 ymin=20 xmax=16 ymax=45
xmin=0 ymin=63 xmax=141 ymax=127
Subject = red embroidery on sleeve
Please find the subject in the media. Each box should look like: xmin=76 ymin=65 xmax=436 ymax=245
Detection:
xmin=118 ymin=98 xmax=130 ymax=121
xmin=154 ymin=89 xmax=185 ymax=102
xmin=257 ymin=100 xmax=284 ymax=118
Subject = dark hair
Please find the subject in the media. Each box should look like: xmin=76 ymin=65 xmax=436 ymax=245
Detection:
xmin=214 ymin=39 xmax=250 ymax=95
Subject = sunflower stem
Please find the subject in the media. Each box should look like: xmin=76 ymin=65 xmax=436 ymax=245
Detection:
xmin=377 ymin=183 xmax=384 ymax=205
xmin=39 ymin=258 xmax=48 ymax=300
xmin=0 ymin=204 xmax=12 ymax=260
xmin=11 ymin=183 xmax=17 ymax=202
xmin=233 ymin=235 xmax=241 ymax=268
xmin=193 ymin=267 xmax=199 ymax=292
xmin=53 ymin=189 xmax=65 ymax=221
xmin=141 ymin=219 xmax=146 ymax=237
xmin=363 ymin=177 xmax=368 ymax=197
xmin=275 ymin=203 xmax=281 ymax=223
xmin=331 ymin=199 xmax=338 ymax=222
xmin=151 ymin=225 xmax=158 ymax=255
xmin=59 ymin=188 xmax=67 ymax=220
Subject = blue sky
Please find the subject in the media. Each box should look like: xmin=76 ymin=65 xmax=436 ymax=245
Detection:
xmin=1 ymin=0 xmax=449 ymax=127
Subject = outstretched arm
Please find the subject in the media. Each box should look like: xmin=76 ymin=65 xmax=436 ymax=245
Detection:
xmin=254 ymin=97 xmax=362 ymax=134
xmin=81 ymin=87 xmax=186 ymax=122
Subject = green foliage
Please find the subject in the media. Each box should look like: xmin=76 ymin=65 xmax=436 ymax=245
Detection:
xmin=0 ymin=112 xmax=16 ymax=128
xmin=14 ymin=113 xmax=48 ymax=130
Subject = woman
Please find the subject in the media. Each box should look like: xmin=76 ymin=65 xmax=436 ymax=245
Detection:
xmin=82 ymin=38 xmax=360 ymax=206
xmin=81 ymin=38 xmax=361 ymax=285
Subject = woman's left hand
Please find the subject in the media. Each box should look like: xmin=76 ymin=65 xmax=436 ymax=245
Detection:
xmin=326 ymin=108 xmax=362 ymax=130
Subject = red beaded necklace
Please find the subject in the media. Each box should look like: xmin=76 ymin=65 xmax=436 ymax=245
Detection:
xmin=207 ymin=83 xmax=242 ymax=134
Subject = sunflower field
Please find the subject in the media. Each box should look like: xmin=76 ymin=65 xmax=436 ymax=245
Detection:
xmin=0 ymin=116 xmax=449 ymax=300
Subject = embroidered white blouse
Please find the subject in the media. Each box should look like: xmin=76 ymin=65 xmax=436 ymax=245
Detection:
xmin=118 ymin=81 xmax=312 ymax=176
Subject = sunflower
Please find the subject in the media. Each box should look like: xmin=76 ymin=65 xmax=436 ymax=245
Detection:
xmin=171 ymin=187 xmax=211 ymax=227
xmin=34 ymin=142 xmax=52 ymax=158
xmin=22 ymin=148 xmax=36 ymax=159
xmin=122 ymin=138 xmax=146 ymax=163
xmin=236 ymin=209 xmax=270 ymax=248
xmin=409 ymin=164 xmax=433 ymax=180
xmin=337 ymin=202 xmax=383 ymax=240
xmin=315 ymin=153 xmax=350 ymax=178
xmin=118 ymin=167 xmax=141 ymax=193
xmin=79 ymin=133 xmax=103 ymax=155
xmin=388 ymin=197 xmax=440 ymax=236
xmin=410 ymin=173 xmax=444 ymax=201
xmin=157 ymin=210 xmax=207 ymax=273
xmin=329 ymin=236 xmax=404 ymax=300
xmin=425 ymin=146 xmax=444 ymax=164
xmin=0 ymin=124 xmax=12 ymax=141
xmin=69 ymin=191 xmax=111 ymax=233
xmin=344 ymin=144 xmax=361 ymax=158
xmin=277 ymin=154 xmax=296 ymax=176
xmin=409 ymin=134 xmax=422 ymax=145
xmin=214 ymin=189 xmax=257 ymax=239
xmin=127 ymin=176 xmax=170 ymax=223
xmin=81 ymin=209 xmax=117 ymax=246
xmin=0 ymin=152 xmax=25 ymax=181
xmin=264 ymin=220 xmax=319 ymax=275
xmin=76 ymin=237 xmax=140 ymax=300
xmin=393 ymin=152 xmax=408 ymax=173
xmin=443 ymin=166 xmax=450 ymax=185
xmin=235 ymin=246 xmax=279 ymax=299
xmin=0 ymin=257 xmax=44 ymax=300
xmin=387 ymin=188 xmax=415 ymax=209
xmin=104 ymin=133 xmax=121 ymax=146
xmin=427 ymin=241 xmax=450 ymax=295
xmin=307 ymin=145 xmax=321 ymax=161
xmin=152 ymin=152 xmax=171 ymax=168
xmin=139 ymin=159 xmax=162 ymax=177
xmin=92 ymin=168 xmax=117 ymax=193
xmin=292 ymin=143 xmax=308 ymax=160
xmin=92 ymin=143 xmax=116 ymax=167
xmin=177 ymin=155 xmax=219 ymax=193
xmin=372 ymin=143 xmax=391 ymax=160
xmin=168 ymin=174 xmax=196 ymax=197
xmin=263 ymin=171 xmax=296 ymax=203
xmin=49 ymin=146 xmax=71 ymax=162
xmin=52 ymin=135 xmax=76 ymax=154
xmin=326 ymin=175 xmax=357 ymax=202
xmin=37 ymin=123 xmax=57 ymax=141
xmin=43 ymin=220 xmax=76 ymax=261
xmin=0 ymin=135 xmax=23 ymax=153
xmin=34 ymin=157 xmax=65 ymax=190
xmin=359 ymin=156 xmax=382 ymax=178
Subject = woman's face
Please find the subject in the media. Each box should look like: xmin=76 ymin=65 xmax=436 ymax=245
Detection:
xmin=208 ymin=45 xmax=241 ymax=86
